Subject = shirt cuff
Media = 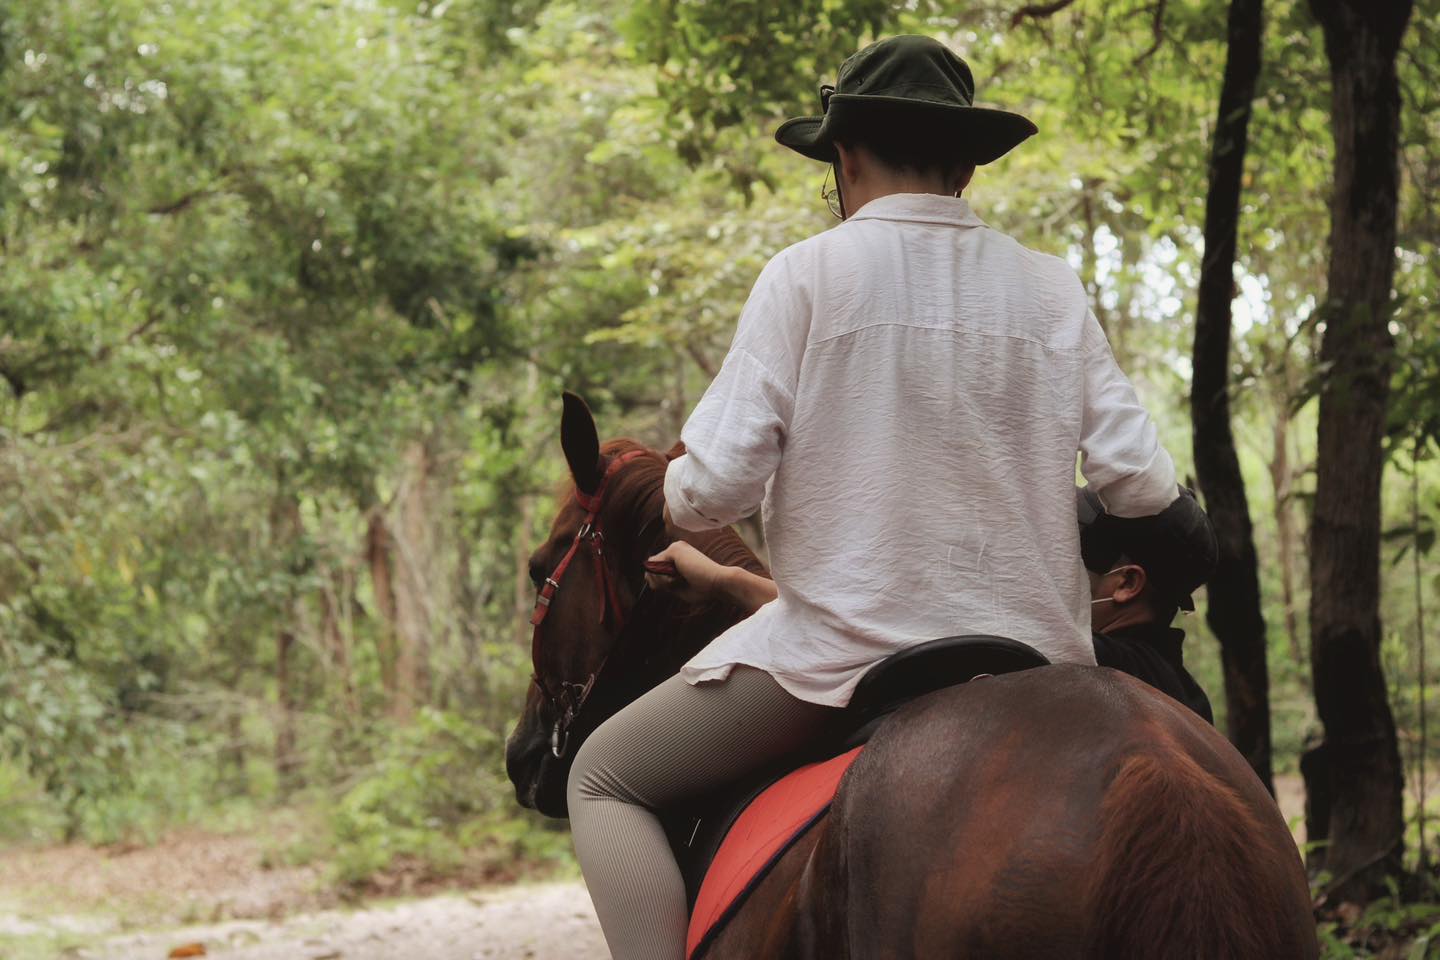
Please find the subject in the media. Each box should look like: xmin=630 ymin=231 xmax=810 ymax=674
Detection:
xmin=664 ymin=454 xmax=724 ymax=531
xmin=1097 ymin=447 xmax=1178 ymax=518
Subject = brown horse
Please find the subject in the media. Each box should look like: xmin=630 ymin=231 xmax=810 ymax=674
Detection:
xmin=505 ymin=394 xmax=1319 ymax=959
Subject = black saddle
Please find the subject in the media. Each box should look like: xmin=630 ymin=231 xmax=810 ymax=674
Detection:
xmin=665 ymin=634 xmax=1050 ymax=904
xmin=842 ymin=633 xmax=1050 ymax=745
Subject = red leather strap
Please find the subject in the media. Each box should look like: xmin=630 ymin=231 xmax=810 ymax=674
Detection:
xmin=527 ymin=448 xmax=655 ymax=756
xmin=530 ymin=533 xmax=583 ymax=627
xmin=530 ymin=450 xmax=650 ymax=630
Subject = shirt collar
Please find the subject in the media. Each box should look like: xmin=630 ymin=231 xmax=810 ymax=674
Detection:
xmin=845 ymin=193 xmax=986 ymax=229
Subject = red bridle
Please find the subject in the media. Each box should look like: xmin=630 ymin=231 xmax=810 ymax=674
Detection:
xmin=530 ymin=450 xmax=650 ymax=758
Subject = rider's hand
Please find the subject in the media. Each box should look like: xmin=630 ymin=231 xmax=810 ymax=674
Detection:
xmin=645 ymin=541 xmax=728 ymax=604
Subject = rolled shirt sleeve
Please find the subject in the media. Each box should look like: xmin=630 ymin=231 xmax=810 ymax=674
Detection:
xmin=665 ymin=251 xmax=810 ymax=531
xmin=1077 ymin=310 xmax=1177 ymax=517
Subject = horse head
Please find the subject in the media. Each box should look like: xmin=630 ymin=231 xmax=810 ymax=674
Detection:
xmin=505 ymin=393 xmax=758 ymax=817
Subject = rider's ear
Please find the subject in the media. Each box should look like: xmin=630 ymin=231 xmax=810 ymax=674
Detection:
xmin=561 ymin=392 xmax=604 ymax=494
xmin=1112 ymin=564 xmax=1147 ymax=605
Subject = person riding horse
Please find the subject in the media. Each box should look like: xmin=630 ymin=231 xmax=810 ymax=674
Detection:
xmin=1082 ymin=484 xmax=1217 ymax=723
xmin=566 ymin=35 xmax=1180 ymax=959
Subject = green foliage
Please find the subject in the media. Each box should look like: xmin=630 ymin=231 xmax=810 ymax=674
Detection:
xmin=0 ymin=760 xmax=67 ymax=845
xmin=623 ymin=0 xmax=893 ymax=166
xmin=0 ymin=0 xmax=537 ymax=844
xmin=326 ymin=708 xmax=569 ymax=888
xmin=1317 ymin=880 xmax=1440 ymax=958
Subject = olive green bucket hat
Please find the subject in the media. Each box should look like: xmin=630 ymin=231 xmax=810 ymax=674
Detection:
xmin=775 ymin=35 xmax=1037 ymax=165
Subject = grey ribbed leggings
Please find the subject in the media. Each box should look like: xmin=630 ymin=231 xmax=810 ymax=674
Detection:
xmin=567 ymin=666 xmax=836 ymax=960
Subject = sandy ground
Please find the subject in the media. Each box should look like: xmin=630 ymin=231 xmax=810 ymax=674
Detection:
xmin=71 ymin=884 xmax=604 ymax=960
xmin=0 ymin=882 xmax=603 ymax=960
xmin=0 ymin=827 xmax=605 ymax=960
xmin=0 ymin=829 xmax=328 ymax=928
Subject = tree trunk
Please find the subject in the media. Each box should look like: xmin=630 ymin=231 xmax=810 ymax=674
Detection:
xmin=367 ymin=509 xmax=400 ymax=705
xmin=270 ymin=489 xmax=302 ymax=795
xmin=1189 ymin=0 xmax=1274 ymax=794
xmin=222 ymin=668 xmax=248 ymax=794
xmin=275 ymin=623 xmax=299 ymax=794
xmin=1078 ymin=181 xmax=1112 ymax=338
xmin=446 ymin=522 xmax=491 ymax=708
xmin=320 ymin=567 xmax=358 ymax=717
xmin=1304 ymin=0 xmax=1412 ymax=902
xmin=1269 ymin=408 xmax=1305 ymax=665
xmin=391 ymin=440 xmax=435 ymax=717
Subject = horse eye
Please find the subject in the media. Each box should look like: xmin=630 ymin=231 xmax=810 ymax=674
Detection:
xmin=529 ymin=559 xmax=546 ymax=589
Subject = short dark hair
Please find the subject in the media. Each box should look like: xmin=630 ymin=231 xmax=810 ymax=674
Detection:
xmin=832 ymin=106 xmax=974 ymax=178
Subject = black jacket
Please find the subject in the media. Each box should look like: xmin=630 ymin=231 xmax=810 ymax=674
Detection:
xmin=1092 ymin=623 xmax=1213 ymax=724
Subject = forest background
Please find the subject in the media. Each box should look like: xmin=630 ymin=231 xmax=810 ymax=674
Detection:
xmin=1 ymin=0 xmax=1438 ymax=955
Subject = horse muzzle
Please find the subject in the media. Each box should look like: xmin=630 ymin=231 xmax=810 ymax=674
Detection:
xmin=505 ymin=719 xmax=572 ymax=818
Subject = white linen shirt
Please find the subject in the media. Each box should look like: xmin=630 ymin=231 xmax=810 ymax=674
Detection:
xmin=664 ymin=193 xmax=1177 ymax=707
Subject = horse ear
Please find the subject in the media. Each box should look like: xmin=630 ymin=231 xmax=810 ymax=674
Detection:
xmin=664 ymin=441 xmax=686 ymax=462
xmin=561 ymin=392 xmax=604 ymax=494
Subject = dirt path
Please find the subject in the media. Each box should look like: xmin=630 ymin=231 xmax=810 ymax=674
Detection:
xmin=74 ymin=883 xmax=604 ymax=960
xmin=0 ymin=828 xmax=328 ymax=928
xmin=0 ymin=828 xmax=605 ymax=960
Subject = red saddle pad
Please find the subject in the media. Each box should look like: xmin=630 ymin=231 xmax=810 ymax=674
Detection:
xmin=686 ymin=746 xmax=865 ymax=959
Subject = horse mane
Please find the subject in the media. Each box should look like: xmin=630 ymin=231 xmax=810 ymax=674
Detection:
xmin=555 ymin=436 xmax=771 ymax=682
xmin=597 ymin=437 xmax=769 ymax=578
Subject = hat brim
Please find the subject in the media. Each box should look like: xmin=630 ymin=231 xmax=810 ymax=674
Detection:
xmin=775 ymin=97 xmax=1037 ymax=166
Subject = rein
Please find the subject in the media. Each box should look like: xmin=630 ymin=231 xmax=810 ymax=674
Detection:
xmin=529 ymin=450 xmax=653 ymax=758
